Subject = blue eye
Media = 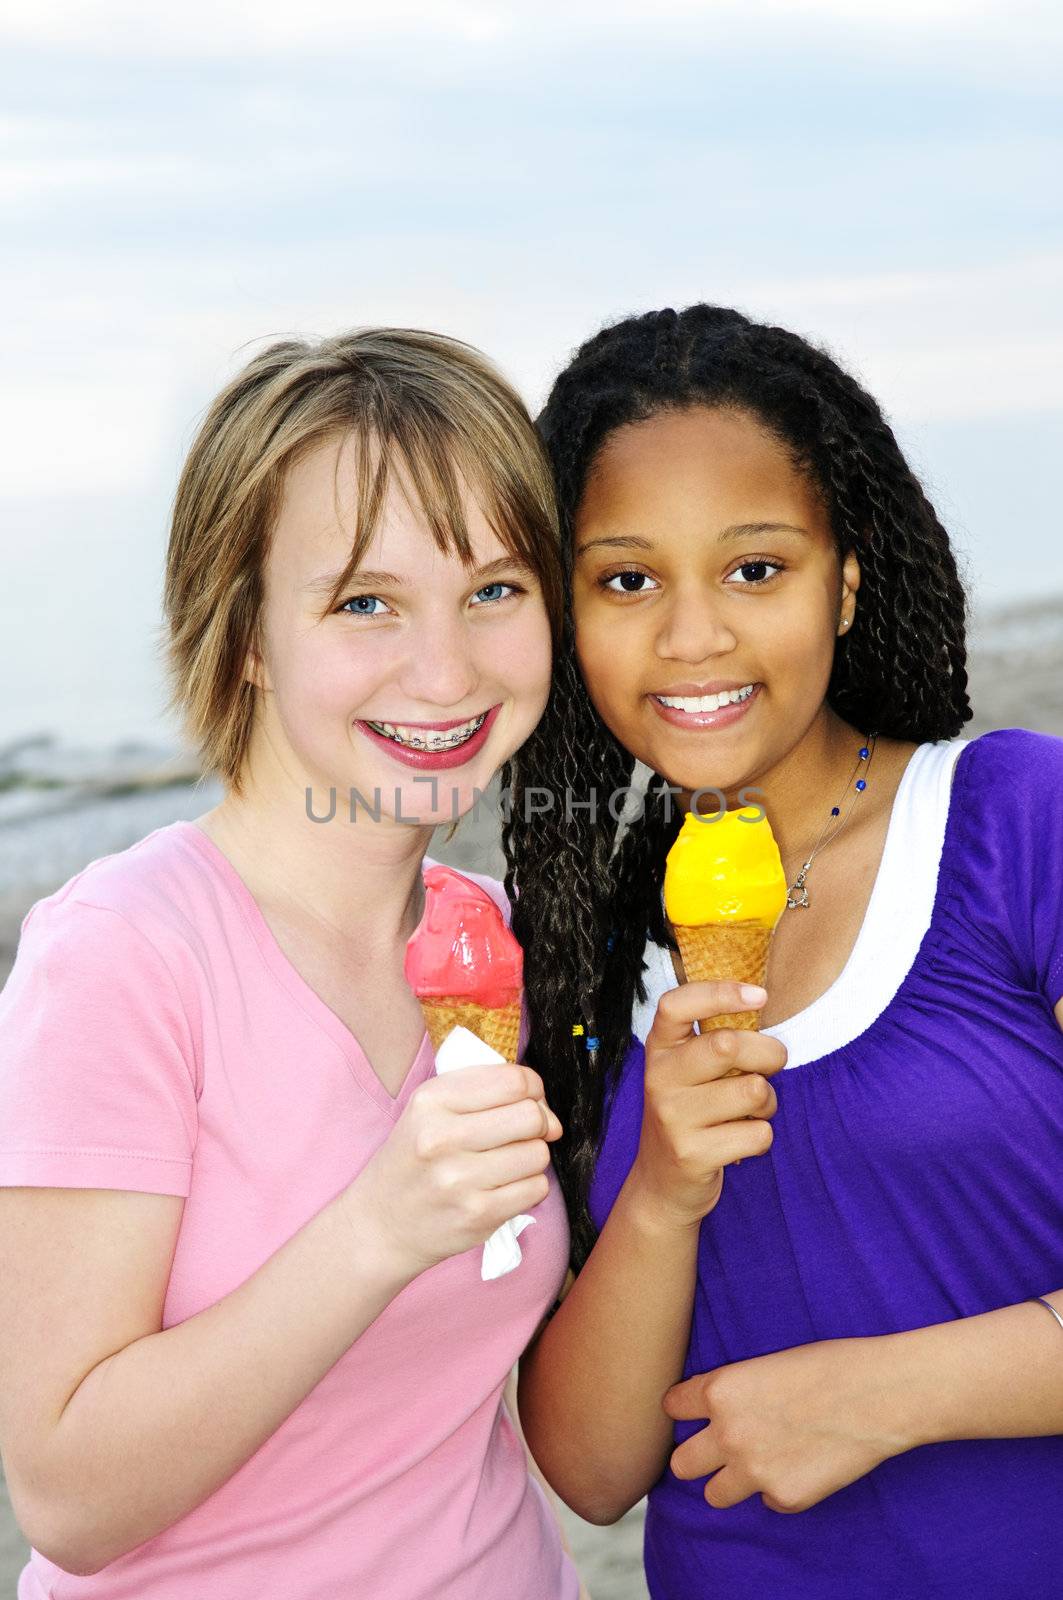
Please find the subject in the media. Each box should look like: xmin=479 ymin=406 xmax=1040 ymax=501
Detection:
xmin=340 ymin=595 xmax=389 ymax=617
xmin=338 ymin=582 xmax=521 ymax=618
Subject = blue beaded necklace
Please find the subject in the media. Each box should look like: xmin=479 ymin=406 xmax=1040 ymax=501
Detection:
xmin=785 ymin=732 xmax=878 ymax=910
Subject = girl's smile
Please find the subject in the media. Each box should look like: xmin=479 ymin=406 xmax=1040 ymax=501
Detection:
xmin=650 ymin=681 xmax=761 ymax=732
xmin=356 ymin=702 xmax=501 ymax=769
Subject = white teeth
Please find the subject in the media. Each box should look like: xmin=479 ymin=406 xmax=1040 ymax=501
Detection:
xmin=656 ymin=685 xmax=755 ymax=714
xmin=366 ymin=712 xmax=488 ymax=750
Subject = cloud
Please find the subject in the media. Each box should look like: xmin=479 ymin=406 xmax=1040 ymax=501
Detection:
xmin=1 ymin=248 xmax=1058 ymax=506
xmin=1 ymin=9 xmax=1058 ymax=508
xmin=1 ymin=0 xmax=1055 ymax=57
xmin=722 ymin=254 xmax=1063 ymax=422
xmin=0 ymin=376 xmax=173 ymax=496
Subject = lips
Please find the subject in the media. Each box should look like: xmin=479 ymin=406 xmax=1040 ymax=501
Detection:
xmin=356 ymin=704 xmax=501 ymax=771
xmin=649 ymin=682 xmax=761 ymax=732
xmin=365 ymin=711 xmax=488 ymax=751
xmin=655 ymin=684 xmax=756 ymax=715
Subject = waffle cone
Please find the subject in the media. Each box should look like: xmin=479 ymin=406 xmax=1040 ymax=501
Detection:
xmin=673 ymin=921 xmax=773 ymax=1033
xmin=420 ymin=997 xmax=522 ymax=1062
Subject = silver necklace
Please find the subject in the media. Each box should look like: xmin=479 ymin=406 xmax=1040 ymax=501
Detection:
xmin=785 ymin=733 xmax=878 ymax=910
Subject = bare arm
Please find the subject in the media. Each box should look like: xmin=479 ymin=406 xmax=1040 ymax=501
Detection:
xmin=504 ymin=1365 xmax=592 ymax=1600
xmin=892 ymin=1289 xmax=1063 ymax=1444
xmin=0 ymin=1063 xmax=559 ymax=1576
xmin=517 ymin=981 xmax=786 ymax=1524
xmin=1 ymin=1181 xmax=411 ymax=1575
xmin=518 ymin=1174 xmax=703 ymax=1524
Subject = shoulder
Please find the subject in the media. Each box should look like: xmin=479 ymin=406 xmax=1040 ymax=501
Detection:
xmin=0 ymin=839 xmax=202 ymax=1192
xmin=0 ymin=835 xmax=204 ymax=1100
xmin=949 ymin=726 xmax=1063 ymax=855
xmin=946 ymin=725 xmax=1063 ymax=865
xmin=422 ymin=856 xmax=512 ymax=927
xmin=943 ymin=726 xmax=1063 ymax=1003
xmin=954 ymin=726 xmax=1063 ymax=795
xmin=16 ymin=822 xmax=211 ymax=982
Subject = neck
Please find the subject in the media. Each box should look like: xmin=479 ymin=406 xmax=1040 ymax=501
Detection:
xmin=686 ymin=707 xmax=870 ymax=874
xmin=199 ymin=755 xmax=434 ymax=952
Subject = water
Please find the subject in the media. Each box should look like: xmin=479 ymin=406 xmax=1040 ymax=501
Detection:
xmin=1 ymin=489 xmax=178 ymax=749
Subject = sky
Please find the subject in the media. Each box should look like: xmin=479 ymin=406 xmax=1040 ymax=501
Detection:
xmin=1 ymin=0 xmax=1060 ymax=746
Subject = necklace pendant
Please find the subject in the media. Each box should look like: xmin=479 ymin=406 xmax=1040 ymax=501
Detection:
xmin=783 ymin=732 xmax=873 ymax=915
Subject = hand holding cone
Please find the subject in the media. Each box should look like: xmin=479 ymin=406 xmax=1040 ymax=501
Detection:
xmin=404 ymin=865 xmax=536 ymax=1280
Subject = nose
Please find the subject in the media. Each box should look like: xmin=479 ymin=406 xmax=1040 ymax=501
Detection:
xmin=654 ymin=582 xmax=738 ymax=664
xmin=397 ymin=606 xmax=480 ymax=710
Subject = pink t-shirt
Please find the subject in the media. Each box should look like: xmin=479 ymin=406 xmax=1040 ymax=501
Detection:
xmin=0 ymin=822 xmax=577 ymax=1600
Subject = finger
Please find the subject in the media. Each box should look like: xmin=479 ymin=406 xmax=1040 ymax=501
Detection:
xmin=705 ymin=1466 xmax=759 ymax=1510
xmin=473 ymin=1138 xmax=553 ymax=1189
xmin=682 ymin=1071 xmax=778 ymax=1127
xmin=670 ymin=1425 xmax=725 ymax=1482
xmin=663 ymin=1375 xmax=714 ymax=1422
xmin=760 ymin=1492 xmax=809 ymax=1516
xmin=685 ymin=1119 xmax=775 ymax=1167
xmin=430 ymin=1063 xmax=546 ymax=1112
xmin=487 ymin=1172 xmax=551 ymax=1217
xmin=650 ymin=982 xmax=767 ymax=1050
xmin=677 ymin=1029 xmax=788 ymax=1085
xmin=452 ymin=1099 xmax=558 ymax=1152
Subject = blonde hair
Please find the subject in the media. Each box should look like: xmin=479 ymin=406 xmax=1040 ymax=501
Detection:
xmin=162 ymin=328 xmax=562 ymax=792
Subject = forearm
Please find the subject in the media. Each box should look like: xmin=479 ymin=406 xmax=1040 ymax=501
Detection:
xmin=504 ymin=1370 xmax=591 ymax=1600
xmin=884 ymin=1289 xmax=1063 ymax=1451
xmin=36 ymin=1178 xmax=415 ymax=1575
xmin=518 ymin=1170 xmax=700 ymax=1524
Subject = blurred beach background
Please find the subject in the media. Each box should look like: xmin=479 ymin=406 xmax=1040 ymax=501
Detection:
xmin=2 ymin=0 xmax=1061 ymax=1593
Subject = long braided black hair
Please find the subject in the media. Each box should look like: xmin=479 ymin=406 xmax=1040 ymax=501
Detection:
xmin=501 ymin=304 xmax=973 ymax=1269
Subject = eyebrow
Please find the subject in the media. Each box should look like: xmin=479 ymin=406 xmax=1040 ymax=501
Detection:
xmin=575 ymin=522 xmax=811 ymax=556
xmin=305 ymin=554 xmax=534 ymax=594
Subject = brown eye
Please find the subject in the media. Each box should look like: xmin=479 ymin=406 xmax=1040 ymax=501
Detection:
xmin=730 ymin=561 xmax=783 ymax=586
xmin=602 ymin=570 xmax=659 ymax=594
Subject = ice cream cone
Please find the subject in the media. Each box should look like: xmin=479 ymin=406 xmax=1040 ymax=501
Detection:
xmin=664 ymin=806 xmax=787 ymax=1058
xmin=673 ymin=921 xmax=773 ymax=1032
xmin=419 ymin=997 xmax=523 ymax=1061
xmin=406 ymin=865 xmax=525 ymax=1064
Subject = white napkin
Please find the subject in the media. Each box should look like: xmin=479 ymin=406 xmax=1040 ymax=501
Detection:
xmin=432 ymin=1024 xmax=536 ymax=1281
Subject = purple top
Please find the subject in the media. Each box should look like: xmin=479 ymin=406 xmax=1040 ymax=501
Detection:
xmin=589 ymin=729 xmax=1063 ymax=1599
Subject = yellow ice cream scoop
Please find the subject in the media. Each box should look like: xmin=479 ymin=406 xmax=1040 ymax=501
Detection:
xmin=664 ymin=807 xmax=788 ymax=1033
xmin=664 ymin=807 xmax=788 ymax=926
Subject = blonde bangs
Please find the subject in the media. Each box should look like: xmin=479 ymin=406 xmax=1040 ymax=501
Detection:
xmin=315 ymin=405 xmax=561 ymax=631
